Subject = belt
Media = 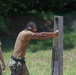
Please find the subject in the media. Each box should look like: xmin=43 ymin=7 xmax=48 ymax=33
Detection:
xmin=11 ymin=56 xmax=25 ymax=63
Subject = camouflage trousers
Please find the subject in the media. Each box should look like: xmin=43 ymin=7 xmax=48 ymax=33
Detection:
xmin=0 ymin=64 xmax=2 ymax=75
xmin=9 ymin=56 xmax=29 ymax=75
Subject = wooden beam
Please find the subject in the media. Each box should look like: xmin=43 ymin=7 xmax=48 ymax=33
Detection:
xmin=51 ymin=16 xmax=63 ymax=75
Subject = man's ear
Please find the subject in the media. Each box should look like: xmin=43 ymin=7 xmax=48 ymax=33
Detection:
xmin=28 ymin=27 xmax=32 ymax=30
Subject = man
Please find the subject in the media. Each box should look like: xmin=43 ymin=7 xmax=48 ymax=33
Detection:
xmin=9 ymin=21 xmax=58 ymax=75
xmin=0 ymin=40 xmax=6 ymax=75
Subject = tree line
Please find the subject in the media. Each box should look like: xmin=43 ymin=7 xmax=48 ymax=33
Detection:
xmin=0 ymin=0 xmax=76 ymax=15
xmin=0 ymin=0 xmax=76 ymax=34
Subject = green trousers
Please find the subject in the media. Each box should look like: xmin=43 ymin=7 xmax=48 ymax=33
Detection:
xmin=9 ymin=58 xmax=29 ymax=75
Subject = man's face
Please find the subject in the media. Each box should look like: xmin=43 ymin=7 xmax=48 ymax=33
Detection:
xmin=32 ymin=25 xmax=37 ymax=32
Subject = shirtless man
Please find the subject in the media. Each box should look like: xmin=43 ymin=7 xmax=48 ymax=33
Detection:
xmin=0 ymin=40 xmax=6 ymax=75
xmin=9 ymin=21 xmax=58 ymax=75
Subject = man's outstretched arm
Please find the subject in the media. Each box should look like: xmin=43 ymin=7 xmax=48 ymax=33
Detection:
xmin=31 ymin=30 xmax=58 ymax=40
xmin=0 ymin=46 xmax=6 ymax=70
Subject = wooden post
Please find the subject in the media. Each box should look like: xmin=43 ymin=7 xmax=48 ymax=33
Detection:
xmin=51 ymin=16 xmax=63 ymax=75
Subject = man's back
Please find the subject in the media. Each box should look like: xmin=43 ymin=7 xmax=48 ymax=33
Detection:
xmin=12 ymin=30 xmax=33 ymax=58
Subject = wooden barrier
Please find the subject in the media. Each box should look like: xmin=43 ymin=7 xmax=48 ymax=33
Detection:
xmin=51 ymin=16 xmax=63 ymax=75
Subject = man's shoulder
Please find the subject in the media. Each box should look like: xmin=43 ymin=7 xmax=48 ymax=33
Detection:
xmin=19 ymin=30 xmax=34 ymax=35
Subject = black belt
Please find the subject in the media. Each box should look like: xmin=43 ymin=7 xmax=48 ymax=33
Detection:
xmin=11 ymin=56 xmax=25 ymax=63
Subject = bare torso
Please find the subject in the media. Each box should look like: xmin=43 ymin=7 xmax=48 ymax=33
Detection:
xmin=12 ymin=29 xmax=58 ymax=58
xmin=12 ymin=30 xmax=33 ymax=58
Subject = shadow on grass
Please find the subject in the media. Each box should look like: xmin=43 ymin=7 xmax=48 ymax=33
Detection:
xmin=63 ymin=32 xmax=76 ymax=50
xmin=28 ymin=39 xmax=53 ymax=53
xmin=1 ymin=35 xmax=17 ymax=52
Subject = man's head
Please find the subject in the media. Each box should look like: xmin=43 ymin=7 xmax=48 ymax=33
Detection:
xmin=26 ymin=21 xmax=37 ymax=32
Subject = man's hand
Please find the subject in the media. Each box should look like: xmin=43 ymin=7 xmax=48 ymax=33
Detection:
xmin=2 ymin=62 xmax=6 ymax=70
xmin=54 ymin=30 xmax=59 ymax=38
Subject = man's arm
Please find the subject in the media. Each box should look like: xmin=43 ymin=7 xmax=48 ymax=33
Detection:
xmin=0 ymin=46 xmax=6 ymax=70
xmin=31 ymin=30 xmax=58 ymax=39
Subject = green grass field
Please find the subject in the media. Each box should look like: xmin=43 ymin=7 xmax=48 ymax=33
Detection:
xmin=2 ymin=47 xmax=76 ymax=75
xmin=1 ymin=10 xmax=76 ymax=75
xmin=1 ymin=32 xmax=76 ymax=75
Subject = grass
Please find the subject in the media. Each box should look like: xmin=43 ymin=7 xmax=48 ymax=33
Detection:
xmin=1 ymin=32 xmax=76 ymax=75
xmin=64 ymin=47 xmax=76 ymax=75
xmin=2 ymin=46 xmax=76 ymax=75
xmin=64 ymin=32 xmax=76 ymax=49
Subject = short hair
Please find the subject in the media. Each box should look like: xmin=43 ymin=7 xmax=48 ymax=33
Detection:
xmin=26 ymin=21 xmax=36 ymax=31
